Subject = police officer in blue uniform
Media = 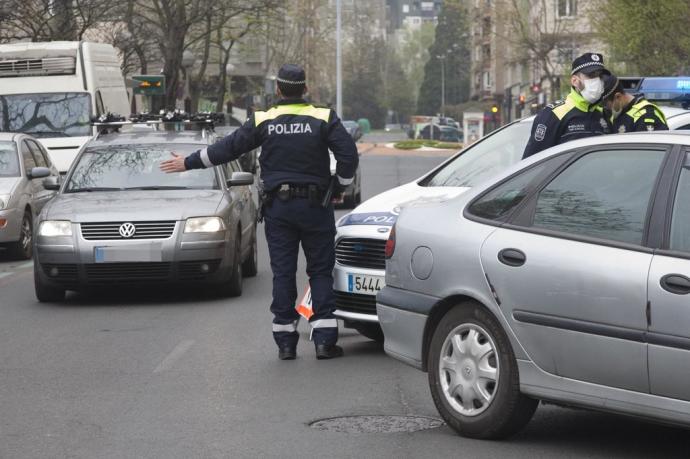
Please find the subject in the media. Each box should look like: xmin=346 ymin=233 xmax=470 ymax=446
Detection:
xmin=161 ymin=64 xmax=358 ymax=360
xmin=601 ymin=73 xmax=668 ymax=133
xmin=523 ymin=53 xmax=611 ymax=159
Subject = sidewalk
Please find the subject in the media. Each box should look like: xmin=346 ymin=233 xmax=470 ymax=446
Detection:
xmin=357 ymin=142 xmax=457 ymax=157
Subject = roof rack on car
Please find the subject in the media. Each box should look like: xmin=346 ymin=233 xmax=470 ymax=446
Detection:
xmin=92 ymin=110 xmax=225 ymax=138
xmin=620 ymin=76 xmax=690 ymax=108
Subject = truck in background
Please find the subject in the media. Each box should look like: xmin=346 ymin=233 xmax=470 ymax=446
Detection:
xmin=0 ymin=41 xmax=129 ymax=172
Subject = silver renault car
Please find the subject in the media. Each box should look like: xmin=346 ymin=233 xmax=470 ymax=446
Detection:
xmin=379 ymin=131 xmax=690 ymax=438
xmin=0 ymin=132 xmax=59 ymax=259
xmin=33 ymin=130 xmax=257 ymax=301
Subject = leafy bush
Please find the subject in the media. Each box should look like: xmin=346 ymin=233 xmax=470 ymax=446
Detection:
xmin=393 ymin=140 xmax=462 ymax=150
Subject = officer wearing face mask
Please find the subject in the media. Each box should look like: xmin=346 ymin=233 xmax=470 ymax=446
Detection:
xmin=601 ymin=73 xmax=668 ymax=133
xmin=523 ymin=53 xmax=611 ymax=159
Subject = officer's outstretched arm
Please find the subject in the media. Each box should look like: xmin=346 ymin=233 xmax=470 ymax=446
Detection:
xmin=325 ymin=111 xmax=359 ymax=187
xmin=522 ymin=110 xmax=558 ymax=159
xmin=184 ymin=117 xmax=261 ymax=170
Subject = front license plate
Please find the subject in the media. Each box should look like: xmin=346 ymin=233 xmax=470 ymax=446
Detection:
xmin=347 ymin=273 xmax=384 ymax=294
xmin=94 ymin=243 xmax=163 ymax=263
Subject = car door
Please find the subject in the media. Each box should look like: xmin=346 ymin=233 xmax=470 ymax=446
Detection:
xmin=478 ymin=146 xmax=670 ymax=392
xmin=18 ymin=139 xmax=42 ymax=215
xmin=26 ymin=139 xmax=57 ymax=211
xmin=648 ymin=149 xmax=690 ymax=401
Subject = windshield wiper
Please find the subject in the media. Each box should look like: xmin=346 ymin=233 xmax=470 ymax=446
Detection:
xmin=124 ymin=186 xmax=192 ymax=190
xmin=66 ymin=187 xmax=123 ymax=193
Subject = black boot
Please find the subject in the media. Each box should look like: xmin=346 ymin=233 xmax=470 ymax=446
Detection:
xmin=278 ymin=346 xmax=296 ymax=360
xmin=315 ymin=344 xmax=344 ymax=360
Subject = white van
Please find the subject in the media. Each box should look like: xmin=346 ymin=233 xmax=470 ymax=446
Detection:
xmin=0 ymin=41 xmax=129 ymax=172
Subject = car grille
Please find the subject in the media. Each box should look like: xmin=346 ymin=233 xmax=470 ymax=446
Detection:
xmin=335 ymin=238 xmax=386 ymax=270
xmin=80 ymin=221 xmax=176 ymax=240
xmin=84 ymin=262 xmax=172 ymax=283
xmin=335 ymin=291 xmax=377 ymax=315
xmin=41 ymin=264 xmax=79 ymax=283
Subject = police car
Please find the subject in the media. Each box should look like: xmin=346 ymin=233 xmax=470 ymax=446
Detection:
xmin=334 ymin=76 xmax=690 ymax=342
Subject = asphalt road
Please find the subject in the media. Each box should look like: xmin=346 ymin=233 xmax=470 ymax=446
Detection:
xmin=1 ymin=154 xmax=689 ymax=458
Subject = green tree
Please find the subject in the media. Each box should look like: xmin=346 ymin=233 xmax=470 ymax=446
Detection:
xmin=399 ymin=22 xmax=436 ymax=107
xmin=343 ymin=36 xmax=386 ymax=128
xmin=417 ymin=0 xmax=470 ymax=116
xmin=594 ymin=0 xmax=690 ymax=75
xmin=383 ymin=49 xmax=416 ymax=124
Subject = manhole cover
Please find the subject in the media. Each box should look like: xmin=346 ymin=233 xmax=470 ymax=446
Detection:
xmin=309 ymin=415 xmax=444 ymax=433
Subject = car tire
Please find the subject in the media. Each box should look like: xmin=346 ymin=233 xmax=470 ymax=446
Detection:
xmin=7 ymin=210 xmax=33 ymax=260
xmin=34 ymin=263 xmax=65 ymax=302
xmin=354 ymin=322 xmax=384 ymax=343
xmin=242 ymin=231 xmax=258 ymax=278
xmin=427 ymin=302 xmax=537 ymax=439
xmin=218 ymin=234 xmax=242 ymax=297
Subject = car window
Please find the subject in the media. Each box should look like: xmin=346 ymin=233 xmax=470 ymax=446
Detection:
xmin=532 ymin=149 xmax=667 ymax=245
xmin=0 ymin=141 xmax=21 ymax=177
xmin=27 ymin=140 xmax=47 ymax=167
xmin=422 ymin=120 xmax=532 ymax=188
xmin=20 ymin=141 xmax=37 ymax=172
xmin=670 ymin=152 xmax=690 ymax=252
xmin=65 ymin=143 xmax=218 ymax=191
xmin=467 ymin=155 xmax=563 ymax=221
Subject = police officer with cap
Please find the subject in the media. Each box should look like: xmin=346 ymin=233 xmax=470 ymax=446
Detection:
xmin=161 ymin=63 xmax=358 ymax=360
xmin=523 ymin=53 xmax=611 ymax=159
xmin=601 ymin=73 xmax=668 ymax=133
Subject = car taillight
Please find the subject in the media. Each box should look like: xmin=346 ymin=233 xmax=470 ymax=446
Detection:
xmin=385 ymin=224 xmax=396 ymax=259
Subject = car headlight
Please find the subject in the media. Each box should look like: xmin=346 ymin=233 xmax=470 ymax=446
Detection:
xmin=0 ymin=194 xmax=10 ymax=210
xmin=336 ymin=213 xmax=351 ymax=227
xmin=184 ymin=217 xmax=226 ymax=233
xmin=38 ymin=220 xmax=72 ymax=237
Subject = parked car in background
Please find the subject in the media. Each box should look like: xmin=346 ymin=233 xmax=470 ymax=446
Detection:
xmin=333 ymin=117 xmax=534 ymax=342
xmin=379 ymin=131 xmax=690 ymax=439
xmin=419 ymin=124 xmax=462 ymax=142
xmin=0 ymin=133 xmax=59 ymax=259
xmin=0 ymin=41 xmax=130 ymax=172
xmin=33 ymin=129 xmax=257 ymax=301
xmin=343 ymin=120 xmax=363 ymax=142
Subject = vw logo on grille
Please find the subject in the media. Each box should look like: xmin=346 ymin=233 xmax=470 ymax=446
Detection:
xmin=118 ymin=222 xmax=136 ymax=238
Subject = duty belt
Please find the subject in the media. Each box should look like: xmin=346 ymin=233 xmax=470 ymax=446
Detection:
xmin=273 ymin=183 xmax=324 ymax=201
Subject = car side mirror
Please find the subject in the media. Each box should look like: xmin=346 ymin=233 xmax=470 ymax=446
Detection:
xmin=29 ymin=167 xmax=51 ymax=179
xmin=42 ymin=175 xmax=60 ymax=190
xmin=226 ymin=171 xmax=254 ymax=187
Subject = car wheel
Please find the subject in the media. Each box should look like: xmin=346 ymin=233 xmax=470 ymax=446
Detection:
xmin=242 ymin=231 xmax=258 ymax=277
xmin=428 ymin=302 xmax=537 ymax=439
xmin=34 ymin=263 xmax=65 ymax=302
xmin=218 ymin=233 xmax=242 ymax=297
xmin=354 ymin=322 xmax=384 ymax=343
xmin=7 ymin=210 xmax=33 ymax=260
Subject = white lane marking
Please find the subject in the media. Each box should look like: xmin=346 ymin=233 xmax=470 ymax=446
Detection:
xmin=153 ymin=339 xmax=195 ymax=374
xmin=16 ymin=261 xmax=33 ymax=269
xmin=0 ymin=272 xmax=12 ymax=280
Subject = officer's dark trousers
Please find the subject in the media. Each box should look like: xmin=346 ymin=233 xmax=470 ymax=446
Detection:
xmin=263 ymin=197 xmax=337 ymax=348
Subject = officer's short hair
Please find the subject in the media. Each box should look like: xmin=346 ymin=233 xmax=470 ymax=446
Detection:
xmin=278 ymin=81 xmax=306 ymax=98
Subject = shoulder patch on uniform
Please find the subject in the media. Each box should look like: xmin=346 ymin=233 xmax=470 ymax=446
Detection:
xmin=618 ymin=125 xmax=626 ymax=133
xmin=535 ymin=123 xmax=547 ymax=141
xmin=552 ymin=98 xmax=575 ymax=120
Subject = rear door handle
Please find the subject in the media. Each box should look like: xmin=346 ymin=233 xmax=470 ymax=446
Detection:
xmin=660 ymin=274 xmax=690 ymax=295
xmin=498 ymin=248 xmax=526 ymax=267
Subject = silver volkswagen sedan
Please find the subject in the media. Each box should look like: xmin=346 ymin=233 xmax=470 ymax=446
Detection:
xmin=0 ymin=132 xmax=59 ymax=259
xmin=379 ymin=131 xmax=690 ymax=438
xmin=33 ymin=130 xmax=257 ymax=301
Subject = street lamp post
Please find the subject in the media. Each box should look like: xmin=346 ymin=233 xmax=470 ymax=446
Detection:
xmin=336 ymin=0 xmax=342 ymax=117
xmin=436 ymin=54 xmax=446 ymax=118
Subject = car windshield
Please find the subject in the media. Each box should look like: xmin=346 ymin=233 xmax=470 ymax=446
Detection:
xmin=421 ymin=120 xmax=532 ymax=187
xmin=65 ymin=143 xmax=218 ymax=192
xmin=0 ymin=141 xmax=20 ymax=177
xmin=0 ymin=92 xmax=92 ymax=137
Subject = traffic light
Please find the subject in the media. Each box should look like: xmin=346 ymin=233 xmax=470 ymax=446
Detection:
xmin=491 ymin=105 xmax=499 ymax=113
xmin=132 ymin=75 xmax=166 ymax=95
xmin=518 ymin=94 xmax=526 ymax=109
xmin=531 ymin=83 xmax=541 ymax=94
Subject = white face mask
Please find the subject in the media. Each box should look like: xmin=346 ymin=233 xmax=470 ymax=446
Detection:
xmin=580 ymin=77 xmax=604 ymax=104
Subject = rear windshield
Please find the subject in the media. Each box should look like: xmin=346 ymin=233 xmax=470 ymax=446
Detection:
xmin=0 ymin=141 xmax=20 ymax=177
xmin=65 ymin=143 xmax=217 ymax=192
xmin=421 ymin=121 xmax=532 ymax=188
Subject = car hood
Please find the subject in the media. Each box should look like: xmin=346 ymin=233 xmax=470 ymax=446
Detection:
xmin=0 ymin=177 xmax=21 ymax=194
xmin=44 ymin=189 xmax=223 ymax=222
xmin=337 ymin=181 xmax=470 ymax=227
